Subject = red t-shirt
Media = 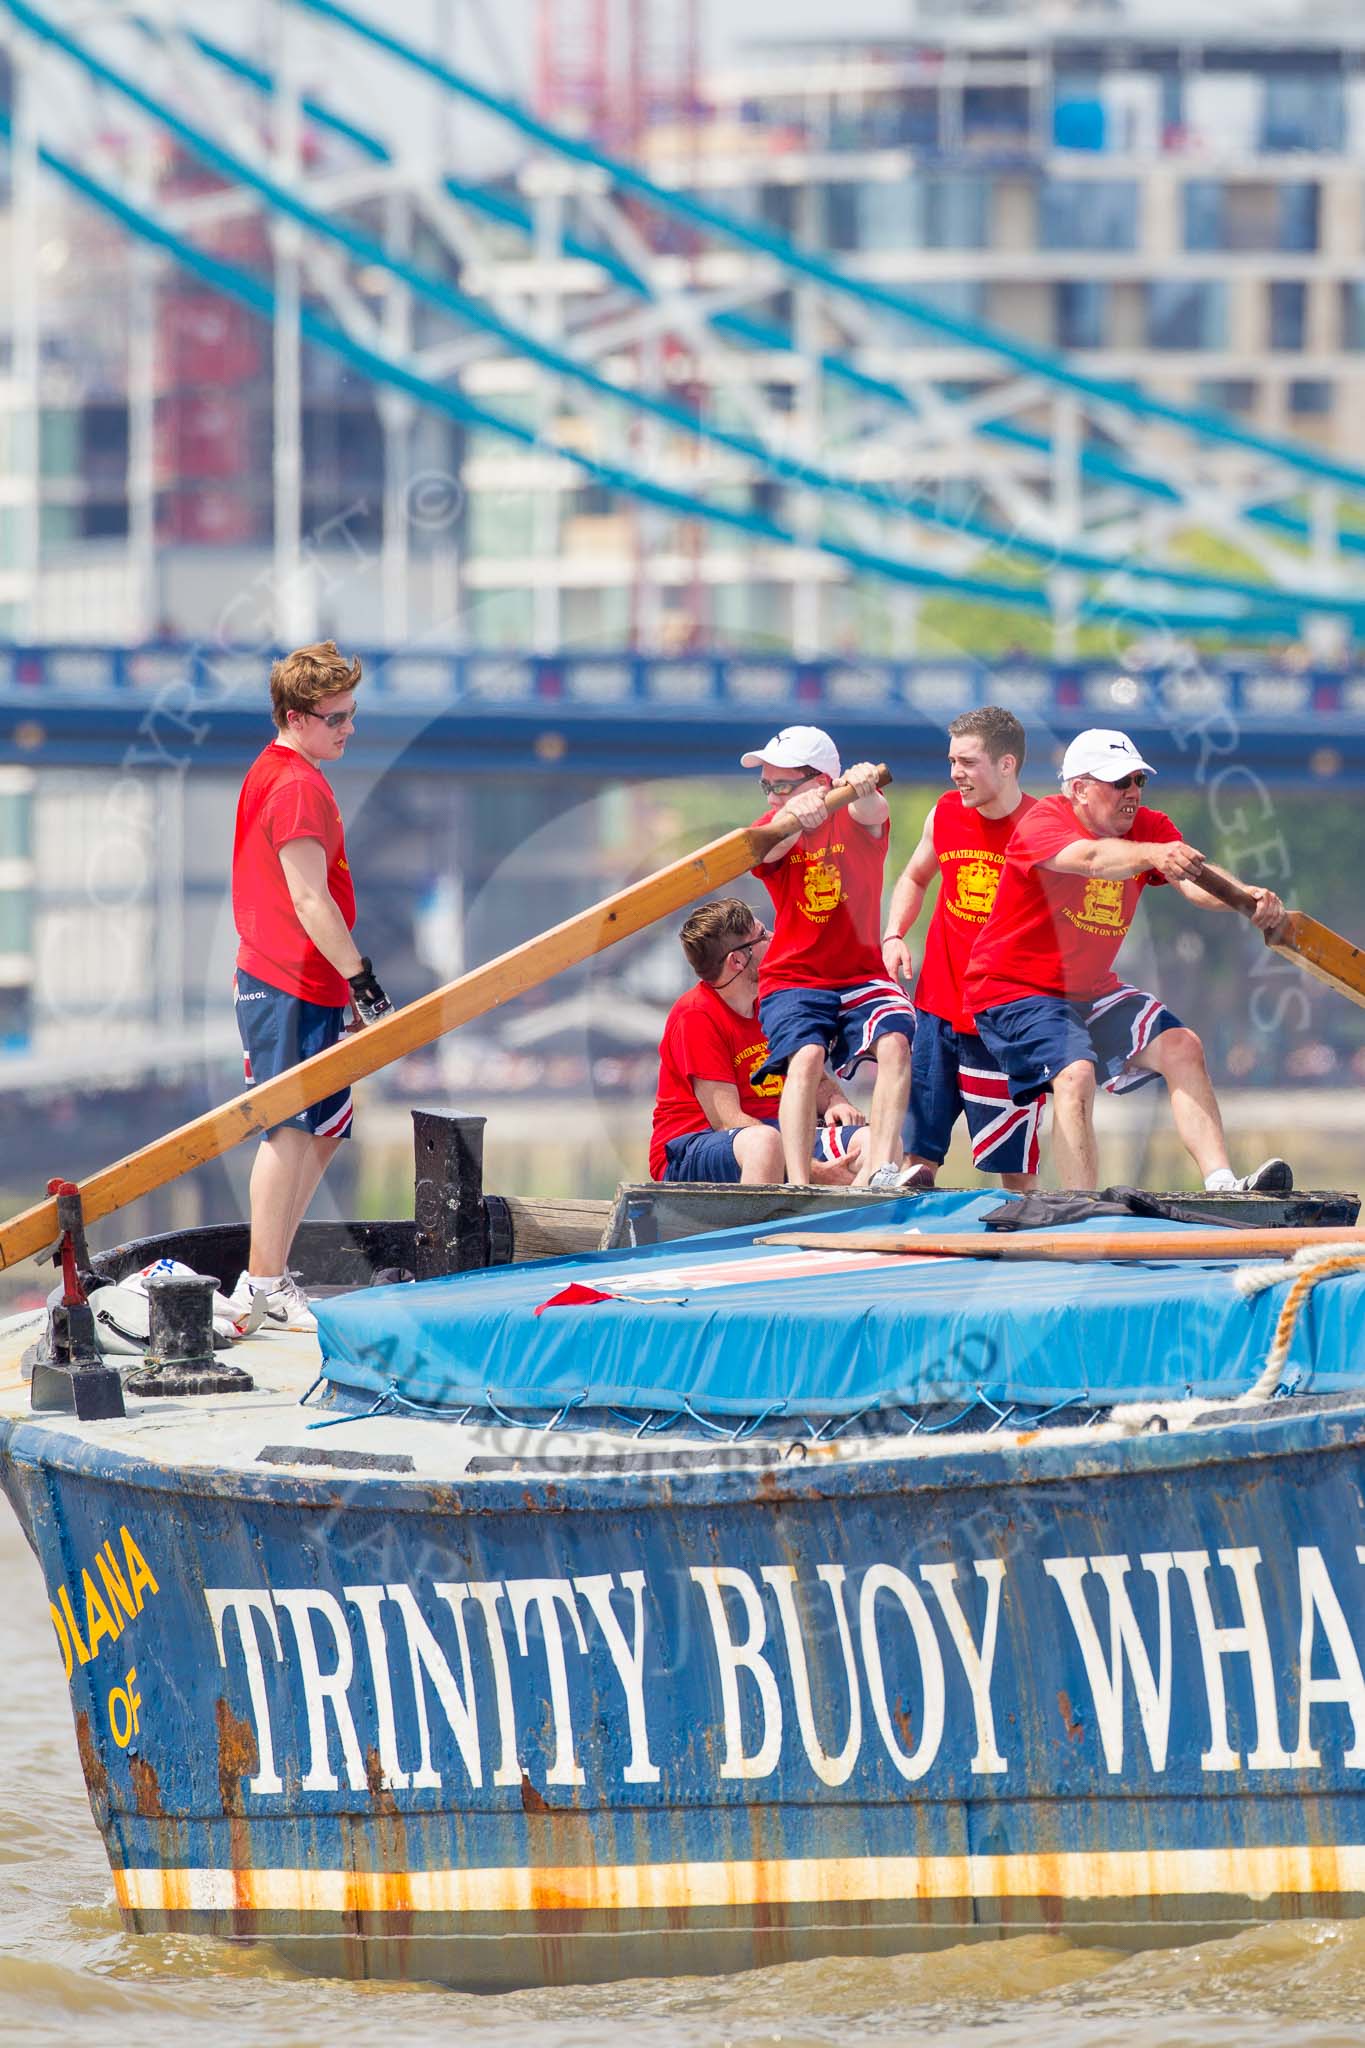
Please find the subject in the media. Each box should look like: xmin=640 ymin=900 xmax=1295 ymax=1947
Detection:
xmin=914 ymin=790 xmax=1036 ymax=1033
xmin=232 ymin=742 xmax=356 ymax=1004
xmin=649 ymin=980 xmax=783 ymax=1180
xmin=963 ymin=793 xmax=1181 ymax=1012
xmin=752 ymin=808 xmax=889 ymax=994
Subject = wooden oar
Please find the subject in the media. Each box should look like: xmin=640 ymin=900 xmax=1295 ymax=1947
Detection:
xmin=1197 ymin=864 xmax=1365 ymax=1010
xmin=0 ymin=769 xmax=889 ymax=1271
xmin=755 ymin=1226 xmax=1365 ymax=1263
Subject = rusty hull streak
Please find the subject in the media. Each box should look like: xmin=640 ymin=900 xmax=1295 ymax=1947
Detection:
xmin=73 ymin=1710 xmax=109 ymax=1825
xmin=519 ymin=1772 xmax=552 ymax=1817
xmin=1057 ymin=1690 xmax=1085 ymax=1741
xmin=129 ymin=1754 xmax=163 ymax=1818
xmin=216 ymin=1694 xmax=261 ymax=1928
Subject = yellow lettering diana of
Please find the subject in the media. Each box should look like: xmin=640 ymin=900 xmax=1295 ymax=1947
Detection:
xmin=47 ymin=1528 xmax=162 ymax=1687
xmin=121 ymin=1527 xmax=160 ymax=1610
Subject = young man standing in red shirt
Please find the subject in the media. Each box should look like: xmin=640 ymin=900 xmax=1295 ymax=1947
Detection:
xmin=650 ymin=898 xmax=868 ymax=1184
xmin=746 ymin=725 xmax=914 ymax=1188
xmin=882 ymin=705 xmax=1040 ymax=1190
xmin=228 ymin=642 xmax=391 ymax=1331
xmin=963 ymin=726 xmax=1291 ymax=1193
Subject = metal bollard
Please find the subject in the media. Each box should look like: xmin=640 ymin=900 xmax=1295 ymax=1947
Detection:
xmin=123 ymin=1272 xmax=254 ymax=1398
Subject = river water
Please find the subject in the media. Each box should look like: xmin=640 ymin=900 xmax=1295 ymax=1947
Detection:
xmin=3 ymin=1512 xmax=1365 ymax=2048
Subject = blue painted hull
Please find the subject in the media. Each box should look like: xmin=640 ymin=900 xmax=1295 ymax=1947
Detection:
xmin=5 ymin=1399 xmax=1365 ymax=1987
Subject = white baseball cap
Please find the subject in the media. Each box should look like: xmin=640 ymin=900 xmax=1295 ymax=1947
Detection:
xmin=740 ymin=725 xmax=841 ymax=780
xmin=1060 ymin=728 xmax=1156 ymax=783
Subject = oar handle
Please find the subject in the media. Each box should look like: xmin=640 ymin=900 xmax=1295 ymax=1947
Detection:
xmin=1193 ymin=861 xmax=1293 ymax=944
xmin=1192 ymin=863 xmax=1260 ymax=918
xmin=754 ymin=764 xmax=893 ymax=853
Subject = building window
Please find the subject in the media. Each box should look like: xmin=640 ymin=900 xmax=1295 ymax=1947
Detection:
xmin=825 ymin=175 xmax=989 ymax=253
xmin=962 ymin=85 xmax=1031 ymax=152
xmin=1039 ymin=180 xmax=1139 ymax=252
xmin=1289 ymin=379 xmax=1334 ymax=416
xmin=1146 ymin=281 xmax=1228 ymax=351
xmin=1268 ymin=281 xmax=1306 ymax=352
xmin=1341 ymin=282 xmax=1365 ymax=352
xmin=1183 ymin=181 xmax=1319 ymax=253
xmin=920 ymin=175 xmax=990 ymax=249
xmin=1260 ymin=73 xmax=1345 ymax=155
xmin=1056 ymin=281 xmax=1108 ymax=351
xmin=1196 ymin=380 xmax=1258 ymax=415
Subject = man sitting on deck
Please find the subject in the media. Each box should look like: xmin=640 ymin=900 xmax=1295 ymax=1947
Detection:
xmin=962 ymin=725 xmax=1292 ymax=1194
xmin=650 ymin=898 xmax=868 ymax=1184
xmin=747 ymin=726 xmax=915 ymax=1189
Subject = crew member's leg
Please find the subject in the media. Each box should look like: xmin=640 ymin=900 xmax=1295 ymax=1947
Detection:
xmin=1093 ymin=989 xmax=1291 ymax=1191
xmin=828 ymin=978 xmax=915 ymax=1186
xmin=232 ymin=972 xmax=350 ymax=1329
xmin=975 ymin=996 xmax=1095 ymax=1189
xmin=755 ymin=988 xmax=842 ymax=1186
xmin=247 ymin=1127 xmax=318 ymax=1278
xmin=733 ymin=1123 xmax=786 ymax=1185
xmin=1049 ymin=1058 xmax=1098 ymax=1190
xmin=778 ymin=1042 xmax=827 ymax=1186
xmin=853 ymin=1030 xmax=912 ymax=1185
xmin=1129 ymin=1025 xmax=1229 ymax=1180
xmin=900 ymin=1011 xmax=958 ymax=1187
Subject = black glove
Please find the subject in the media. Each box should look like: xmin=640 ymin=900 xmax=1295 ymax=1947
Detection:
xmin=347 ymin=957 xmax=392 ymax=1025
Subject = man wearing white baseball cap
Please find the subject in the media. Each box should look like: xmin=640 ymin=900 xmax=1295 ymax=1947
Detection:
xmin=962 ymin=726 xmax=1291 ymax=1192
xmin=743 ymin=725 xmax=915 ymax=1188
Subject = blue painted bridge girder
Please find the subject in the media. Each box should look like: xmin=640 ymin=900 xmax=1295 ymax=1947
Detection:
xmin=2 ymin=646 xmax=1363 ymax=787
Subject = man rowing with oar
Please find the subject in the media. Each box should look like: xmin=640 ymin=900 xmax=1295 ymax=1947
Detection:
xmin=650 ymin=898 xmax=869 ymax=1185
xmin=227 ymin=642 xmax=392 ymax=1333
xmin=962 ymin=725 xmax=1292 ymax=1194
xmin=882 ymin=704 xmax=1040 ymax=1193
xmin=746 ymin=725 xmax=915 ymax=1189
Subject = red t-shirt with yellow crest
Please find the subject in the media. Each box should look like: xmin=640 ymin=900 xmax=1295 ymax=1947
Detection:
xmin=914 ymin=789 xmax=1036 ymax=1033
xmin=963 ymin=793 xmax=1181 ymax=1012
xmin=649 ymin=980 xmax=783 ymax=1179
xmin=751 ymin=809 xmax=889 ymax=994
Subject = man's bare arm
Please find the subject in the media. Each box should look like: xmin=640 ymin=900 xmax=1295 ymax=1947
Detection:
xmin=1044 ymin=838 xmax=1206 ymax=884
xmin=882 ymin=815 xmax=938 ymax=981
xmin=278 ymin=838 xmax=365 ymax=979
xmin=693 ymin=1078 xmax=769 ymax=1133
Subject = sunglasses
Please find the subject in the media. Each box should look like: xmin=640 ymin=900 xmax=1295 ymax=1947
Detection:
xmin=760 ymin=775 xmax=813 ymax=799
xmin=304 ymin=707 xmax=354 ymax=730
xmin=732 ymin=925 xmax=770 ymax=956
xmin=1104 ymin=771 xmax=1148 ymax=791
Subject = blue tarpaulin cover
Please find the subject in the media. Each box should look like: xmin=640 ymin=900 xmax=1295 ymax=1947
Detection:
xmin=315 ymin=1192 xmax=1365 ymax=1420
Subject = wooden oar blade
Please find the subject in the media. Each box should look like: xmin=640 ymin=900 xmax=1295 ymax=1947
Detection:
xmin=1270 ymin=911 xmax=1365 ymax=1012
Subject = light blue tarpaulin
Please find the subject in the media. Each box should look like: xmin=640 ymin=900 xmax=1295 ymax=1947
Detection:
xmin=315 ymin=1193 xmax=1365 ymax=1420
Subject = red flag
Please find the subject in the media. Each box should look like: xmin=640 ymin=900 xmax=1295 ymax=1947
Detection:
xmin=533 ymin=1282 xmax=619 ymax=1317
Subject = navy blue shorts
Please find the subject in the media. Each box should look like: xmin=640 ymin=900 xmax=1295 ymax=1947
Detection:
xmin=904 ymin=1010 xmax=1042 ymax=1176
xmin=234 ymin=968 xmax=353 ymax=1139
xmin=756 ymin=979 xmax=915 ymax=1083
xmin=974 ymin=984 xmax=1182 ymax=1107
xmin=662 ymin=1119 xmax=859 ymax=1183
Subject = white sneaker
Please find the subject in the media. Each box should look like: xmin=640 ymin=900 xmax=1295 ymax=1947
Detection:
xmin=226 ymin=1272 xmax=316 ymax=1336
xmin=1232 ymin=1158 xmax=1294 ymax=1195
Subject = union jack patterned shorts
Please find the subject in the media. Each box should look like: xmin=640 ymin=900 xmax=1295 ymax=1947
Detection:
xmin=974 ymin=983 xmax=1182 ymax=1113
xmin=904 ymin=1009 xmax=1043 ymax=1176
xmin=755 ymin=978 xmax=916 ymax=1084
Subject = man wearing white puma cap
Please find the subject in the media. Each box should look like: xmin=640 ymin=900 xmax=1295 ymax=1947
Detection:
xmin=744 ymin=724 xmax=914 ymax=1188
xmin=963 ymin=726 xmax=1292 ymax=1193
